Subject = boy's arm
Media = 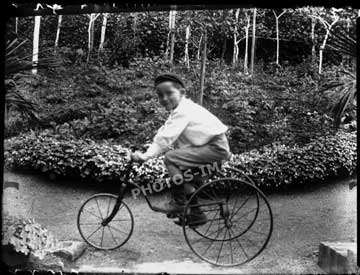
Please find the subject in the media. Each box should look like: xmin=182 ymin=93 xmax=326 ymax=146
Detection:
xmin=142 ymin=111 xmax=189 ymax=160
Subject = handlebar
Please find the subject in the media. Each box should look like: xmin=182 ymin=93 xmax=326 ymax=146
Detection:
xmin=123 ymin=144 xmax=149 ymax=180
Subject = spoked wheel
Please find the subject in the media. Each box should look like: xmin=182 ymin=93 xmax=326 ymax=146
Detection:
xmin=183 ymin=178 xmax=273 ymax=267
xmin=77 ymin=193 xmax=134 ymax=250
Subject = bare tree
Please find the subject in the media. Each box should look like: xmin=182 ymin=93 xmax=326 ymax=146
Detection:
xmin=299 ymin=7 xmax=319 ymax=65
xmin=184 ymin=25 xmax=190 ymax=69
xmin=86 ymin=13 xmax=100 ymax=63
xmin=199 ymin=30 xmax=207 ymax=106
xmin=98 ymin=13 xmax=109 ymax=53
xmin=54 ymin=15 xmax=62 ymax=53
xmin=169 ymin=10 xmax=177 ymax=65
xmin=220 ymin=10 xmax=228 ymax=65
xmin=250 ymin=8 xmax=257 ymax=75
xmin=196 ymin=33 xmax=203 ymax=61
xmin=15 ymin=17 xmax=18 ymax=34
xmin=272 ymin=9 xmax=287 ymax=65
xmin=310 ymin=16 xmax=317 ymax=64
xmin=243 ymin=11 xmax=251 ymax=74
xmin=232 ymin=8 xmax=240 ymax=67
xmin=311 ymin=9 xmax=339 ymax=74
xmin=165 ymin=10 xmax=177 ymax=64
xmin=32 ymin=16 xmax=41 ymax=74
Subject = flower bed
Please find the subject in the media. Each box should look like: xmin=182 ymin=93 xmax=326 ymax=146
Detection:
xmin=4 ymin=130 xmax=356 ymax=191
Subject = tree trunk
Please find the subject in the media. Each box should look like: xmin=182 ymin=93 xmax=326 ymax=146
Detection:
xmin=15 ymin=17 xmax=18 ymax=34
xmin=54 ymin=15 xmax=62 ymax=53
xmin=98 ymin=13 xmax=108 ymax=53
xmin=250 ymin=8 xmax=257 ymax=75
xmin=311 ymin=17 xmax=316 ymax=64
xmin=275 ymin=17 xmax=280 ymax=65
xmin=197 ymin=33 xmax=203 ymax=61
xmin=165 ymin=11 xmax=171 ymax=60
xmin=220 ymin=10 xmax=228 ymax=65
xmin=221 ymin=37 xmax=227 ymax=65
xmin=199 ymin=30 xmax=207 ymax=106
xmin=318 ymin=17 xmax=339 ymax=74
xmin=86 ymin=14 xmax=99 ymax=63
xmin=318 ymin=31 xmax=329 ymax=75
xmin=244 ymin=14 xmax=250 ymax=74
xmin=169 ymin=10 xmax=177 ymax=65
xmin=232 ymin=8 xmax=240 ymax=67
xmin=273 ymin=10 xmax=286 ymax=66
xmin=32 ymin=16 xmax=41 ymax=74
xmin=184 ymin=25 xmax=190 ymax=69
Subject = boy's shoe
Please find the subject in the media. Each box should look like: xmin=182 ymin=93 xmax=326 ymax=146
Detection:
xmin=153 ymin=198 xmax=186 ymax=214
xmin=153 ymin=182 xmax=195 ymax=214
xmin=173 ymin=207 xmax=208 ymax=228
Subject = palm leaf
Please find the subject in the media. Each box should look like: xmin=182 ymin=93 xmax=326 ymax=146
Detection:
xmin=5 ymin=40 xmax=61 ymax=76
xmin=5 ymin=89 xmax=39 ymax=121
xmin=318 ymin=26 xmax=357 ymax=129
xmin=328 ymin=29 xmax=357 ymax=58
xmin=330 ymin=84 xmax=356 ymax=128
xmin=5 ymin=39 xmax=60 ymax=124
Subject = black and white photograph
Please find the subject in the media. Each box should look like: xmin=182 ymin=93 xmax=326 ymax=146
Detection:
xmin=2 ymin=3 xmax=358 ymax=274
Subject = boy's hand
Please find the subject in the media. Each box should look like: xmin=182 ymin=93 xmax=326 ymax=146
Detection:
xmin=130 ymin=151 xmax=147 ymax=163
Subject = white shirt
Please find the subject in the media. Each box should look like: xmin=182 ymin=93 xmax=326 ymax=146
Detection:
xmin=143 ymin=96 xmax=228 ymax=159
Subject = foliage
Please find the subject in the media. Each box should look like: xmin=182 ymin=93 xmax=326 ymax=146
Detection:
xmin=320 ymin=29 xmax=357 ymax=128
xmin=5 ymin=39 xmax=40 ymax=122
xmin=5 ymin=56 xmax=342 ymax=153
xmin=9 ymin=8 xmax=357 ymax=66
xmin=228 ymin=130 xmax=356 ymax=190
xmin=4 ymin=130 xmax=166 ymax=184
xmin=5 ymin=38 xmax=61 ymax=130
xmin=4 ymin=130 xmax=356 ymax=191
xmin=2 ymin=213 xmax=59 ymax=259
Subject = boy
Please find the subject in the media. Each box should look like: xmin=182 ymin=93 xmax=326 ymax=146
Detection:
xmin=131 ymin=73 xmax=231 ymax=226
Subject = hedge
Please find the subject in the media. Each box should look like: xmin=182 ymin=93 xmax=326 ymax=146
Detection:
xmin=228 ymin=131 xmax=356 ymax=189
xmin=4 ymin=130 xmax=356 ymax=191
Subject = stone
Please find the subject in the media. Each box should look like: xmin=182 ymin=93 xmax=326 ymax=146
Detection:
xmin=27 ymin=252 xmax=64 ymax=272
xmin=318 ymin=241 xmax=357 ymax=274
xmin=53 ymin=241 xmax=87 ymax=261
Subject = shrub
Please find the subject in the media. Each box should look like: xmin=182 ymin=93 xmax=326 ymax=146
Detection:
xmin=4 ymin=130 xmax=356 ymax=191
xmin=4 ymin=130 xmax=167 ymax=184
xmin=2 ymin=213 xmax=59 ymax=259
xmin=228 ymin=130 xmax=356 ymax=190
xmin=7 ymin=58 xmax=336 ymax=153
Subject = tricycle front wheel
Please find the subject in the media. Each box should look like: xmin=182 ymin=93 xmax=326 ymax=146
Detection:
xmin=77 ymin=193 xmax=134 ymax=250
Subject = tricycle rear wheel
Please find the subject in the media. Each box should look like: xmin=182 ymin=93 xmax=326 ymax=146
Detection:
xmin=182 ymin=178 xmax=273 ymax=266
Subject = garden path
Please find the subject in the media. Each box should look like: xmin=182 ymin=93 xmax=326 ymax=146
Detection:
xmin=3 ymin=171 xmax=356 ymax=274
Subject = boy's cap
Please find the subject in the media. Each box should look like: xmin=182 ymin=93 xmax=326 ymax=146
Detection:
xmin=154 ymin=73 xmax=185 ymax=88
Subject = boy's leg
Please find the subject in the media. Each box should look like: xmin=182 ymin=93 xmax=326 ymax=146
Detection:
xmin=153 ymin=162 xmax=189 ymax=214
xmin=155 ymin=142 xmax=228 ymax=216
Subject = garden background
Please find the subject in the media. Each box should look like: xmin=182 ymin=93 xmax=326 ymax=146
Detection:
xmin=2 ymin=6 xmax=357 ymax=268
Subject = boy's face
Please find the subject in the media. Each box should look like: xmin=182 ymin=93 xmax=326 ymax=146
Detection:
xmin=155 ymin=81 xmax=183 ymax=111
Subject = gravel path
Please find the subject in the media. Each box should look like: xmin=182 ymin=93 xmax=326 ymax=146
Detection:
xmin=3 ymin=171 xmax=356 ymax=274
